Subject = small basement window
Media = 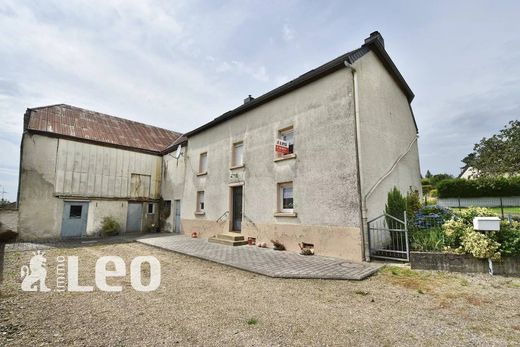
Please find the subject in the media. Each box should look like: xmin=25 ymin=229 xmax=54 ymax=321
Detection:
xmin=196 ymin=191 xmax=205 ymax=212
xmin=69 ymin=205 xmax=83 ymax=219
xmin=279 ymin=182 xmax=294 ymax=212
xmin=147 ymin=203 xmax=154 ymax=214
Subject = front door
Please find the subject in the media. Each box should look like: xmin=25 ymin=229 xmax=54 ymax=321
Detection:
xmin=231 ymin=186 xmax=243 ymax=232
xmin=174 ymin=200 xmax=181 ymax=233
xmin=126 ymin=202 xmax=143 ymax=233
xmin=61 ymin=201 xmax=89 ymax=238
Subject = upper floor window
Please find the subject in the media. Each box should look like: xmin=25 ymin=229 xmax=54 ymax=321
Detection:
xmin=199 ymin=152 xmax=208 ymax=174
xmin=278 ymin=127 xmax=294 ymax=155
xmin=232 ymin=142 xmax=244 ymax=167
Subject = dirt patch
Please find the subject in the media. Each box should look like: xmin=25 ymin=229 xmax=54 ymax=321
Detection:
xmin=1 ymin=243 xmax=519 ymax=346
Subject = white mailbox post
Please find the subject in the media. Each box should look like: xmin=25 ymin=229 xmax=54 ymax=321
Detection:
xmin=473 ymin=217 xmax=501 ymax=231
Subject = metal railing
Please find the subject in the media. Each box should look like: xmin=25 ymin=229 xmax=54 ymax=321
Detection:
xmin=368 ymin=213 xmax=409 ymax=261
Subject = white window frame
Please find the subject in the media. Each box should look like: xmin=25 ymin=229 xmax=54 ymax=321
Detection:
xmin=199 ymin=152 xmax=208 ymax=174
xmin=231 ymin=141 xmax=244 ymax=167
xmin=278 ymin=182 xmax=294 ymax=213
xmin=196 ymin=191 xmax=205 ymax=212
xmin=278 ymin=127 xmax=294 ymax=156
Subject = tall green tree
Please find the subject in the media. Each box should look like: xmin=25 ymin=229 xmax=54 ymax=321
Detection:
xmin=462 ymin=120 xmax=520 ymax=177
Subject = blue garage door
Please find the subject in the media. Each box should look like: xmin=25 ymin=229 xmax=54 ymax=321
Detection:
xmin=61 ymin=201 xmax=89 ymax=238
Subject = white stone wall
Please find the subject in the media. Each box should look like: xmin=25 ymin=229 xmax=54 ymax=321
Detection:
xmin=354 ymin=50 xmax=422 ymax=221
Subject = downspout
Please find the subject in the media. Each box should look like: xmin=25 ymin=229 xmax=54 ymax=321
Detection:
xmin=344 ymin=61 xmax=367 ymax=260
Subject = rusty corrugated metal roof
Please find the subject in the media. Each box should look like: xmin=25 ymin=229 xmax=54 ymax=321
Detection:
xmin=25 ymin=104 xmax=182 ymax=153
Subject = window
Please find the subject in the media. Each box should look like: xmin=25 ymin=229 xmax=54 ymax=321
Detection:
xmin=199 ymin=152 xmax=208 ymax=174
xmin=196 ymin=191 xmax=205 ymax=212
xmin=279 ymin=182 xmax=294 ymax=212
xmin=232 ymin=142 xmax=244 ymax=167
xmin=279 ymin=127 xmax=294 ymax=155
xmin=147 ymin=203 xmax=154 ymax=214
xmin=69 ymin=205 xmax=83 ymax=219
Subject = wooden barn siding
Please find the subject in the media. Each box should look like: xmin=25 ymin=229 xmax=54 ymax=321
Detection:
xmin=54 ymin=139 xmax=161 ymax=199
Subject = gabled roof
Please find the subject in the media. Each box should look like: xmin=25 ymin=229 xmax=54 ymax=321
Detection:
xmin=24 ymin=104 xmax=182 ymax=154
xmin=185 ymin=31 xmax=416 ymax=138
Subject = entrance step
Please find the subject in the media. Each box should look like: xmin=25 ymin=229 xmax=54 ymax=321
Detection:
xmin=208 ymin=232 xmax=248 ymax=246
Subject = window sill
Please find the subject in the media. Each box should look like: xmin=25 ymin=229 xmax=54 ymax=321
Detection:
xmin=230 ymin=164 xmax=245 ymax=170
xmin=274 ymin=212 xmax=297 ymax=218
xmin=196 ymin=172 xmax=208 ymax=177
xmin=274 ymin=153 xmax=296 ymax=162
xmin=194 ymin=211 xmax=205 ymax=216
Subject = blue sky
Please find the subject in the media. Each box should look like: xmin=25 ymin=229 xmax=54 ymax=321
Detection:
xmin=1 ymin=0 xmax=519 ymax=201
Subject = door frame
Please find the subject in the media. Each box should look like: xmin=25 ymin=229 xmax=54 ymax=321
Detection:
xmin=229 ymin=182 xmax=244 ymax=232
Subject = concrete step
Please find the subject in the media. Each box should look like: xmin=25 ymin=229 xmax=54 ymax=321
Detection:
xmin=208 ymin=234 xmax=248 ymax=246
xmin=213 ymin=232 xmax=245 ymax=242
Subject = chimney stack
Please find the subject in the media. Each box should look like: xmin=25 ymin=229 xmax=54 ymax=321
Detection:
xmin=244 ymin=95 xmax=254 ymax=104
xmin=364 ymin=31 xmax=384 ymax=48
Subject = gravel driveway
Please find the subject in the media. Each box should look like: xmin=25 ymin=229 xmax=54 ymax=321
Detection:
xmin=1 ymin=243 xmax=519 ymax=346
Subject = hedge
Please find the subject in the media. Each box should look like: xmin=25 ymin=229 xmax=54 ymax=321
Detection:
xmin=437 ymin=177 xmax=520 ymax=198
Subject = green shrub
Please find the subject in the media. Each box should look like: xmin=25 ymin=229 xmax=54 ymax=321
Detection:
xmin=437 ymin=177 xmax=520 ymax=198
xmin=461 ymin=230 xmax=501 ymax=260
xmin=385 ymin=187 xmax=406 ymax=225
xmin=496 ymin=221 xmax=520 ymax=257
xmin=100 ymin=216 xmax=120 ymax=236
xmin=406 ymin=190 xmax=422 ymax=221
xmin=442 ymin=219 xmax=470 ymax=249
xmin=410 ymin=227 xmax=445 ymax=252
xmin=455 ymin=207 xmax=498 ymax=224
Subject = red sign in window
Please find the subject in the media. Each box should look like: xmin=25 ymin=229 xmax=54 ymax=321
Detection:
xmin=275 ymin=139 xmax=289 ymax=154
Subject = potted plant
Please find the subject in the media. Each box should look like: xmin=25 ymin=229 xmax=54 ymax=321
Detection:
xmin=271 ymin=239 xmax=286 ymax=251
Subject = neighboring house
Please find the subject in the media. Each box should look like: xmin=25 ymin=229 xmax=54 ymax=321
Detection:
xmin=459 ymin=166 xmax=479 ymax=179
xmin=16 ymin=32 xmax=421 ymax=262
xmin=17 ymin=104 xmax=181 ymax=239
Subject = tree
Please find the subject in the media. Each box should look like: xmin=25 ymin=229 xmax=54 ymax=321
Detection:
xmin=429 ymin=173 xmax=453 ymax=187
xmin=462 ymin=120 xmax=520 ymax=177
xmin=425 ymin=170 xmax=432 ymax=179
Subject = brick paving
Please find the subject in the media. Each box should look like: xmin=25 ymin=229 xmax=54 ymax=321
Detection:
xmin=138 ymin=235 xmax=382 ymax=280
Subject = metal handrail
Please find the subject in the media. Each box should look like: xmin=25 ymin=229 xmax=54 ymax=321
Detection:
xmin=216 ymin=211 xmax=229 ymax=223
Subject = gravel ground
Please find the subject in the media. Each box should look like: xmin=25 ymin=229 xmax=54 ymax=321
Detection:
xmin=1 ymin=243 xmax=519 ymax=346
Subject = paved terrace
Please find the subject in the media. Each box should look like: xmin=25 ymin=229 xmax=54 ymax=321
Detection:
xmin=138 ymin=235 xmax=382 ymax=280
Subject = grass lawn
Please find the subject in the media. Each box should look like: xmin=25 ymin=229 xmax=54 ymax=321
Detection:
xmin=1 ymin=243 xmax=519 ymax=346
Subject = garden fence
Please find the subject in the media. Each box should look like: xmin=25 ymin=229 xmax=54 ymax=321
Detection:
xmin=437 ymin=196 xmax=520 ymax=219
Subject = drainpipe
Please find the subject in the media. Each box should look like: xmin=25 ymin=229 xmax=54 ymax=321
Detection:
xmin=344 ymin=61 xmax=367 ymax=260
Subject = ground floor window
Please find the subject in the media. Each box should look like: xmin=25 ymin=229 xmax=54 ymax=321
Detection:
xmin=196 ymin=191 xmax=205 ymax=212
xmin=279 ymin=182 xmax=294 ymax=212
xmin=147 ymin=203 xmax=155 ymax=214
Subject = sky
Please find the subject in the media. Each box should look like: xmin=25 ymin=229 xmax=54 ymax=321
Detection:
xmin=1 ymin=0 xmax=519 ymax=202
